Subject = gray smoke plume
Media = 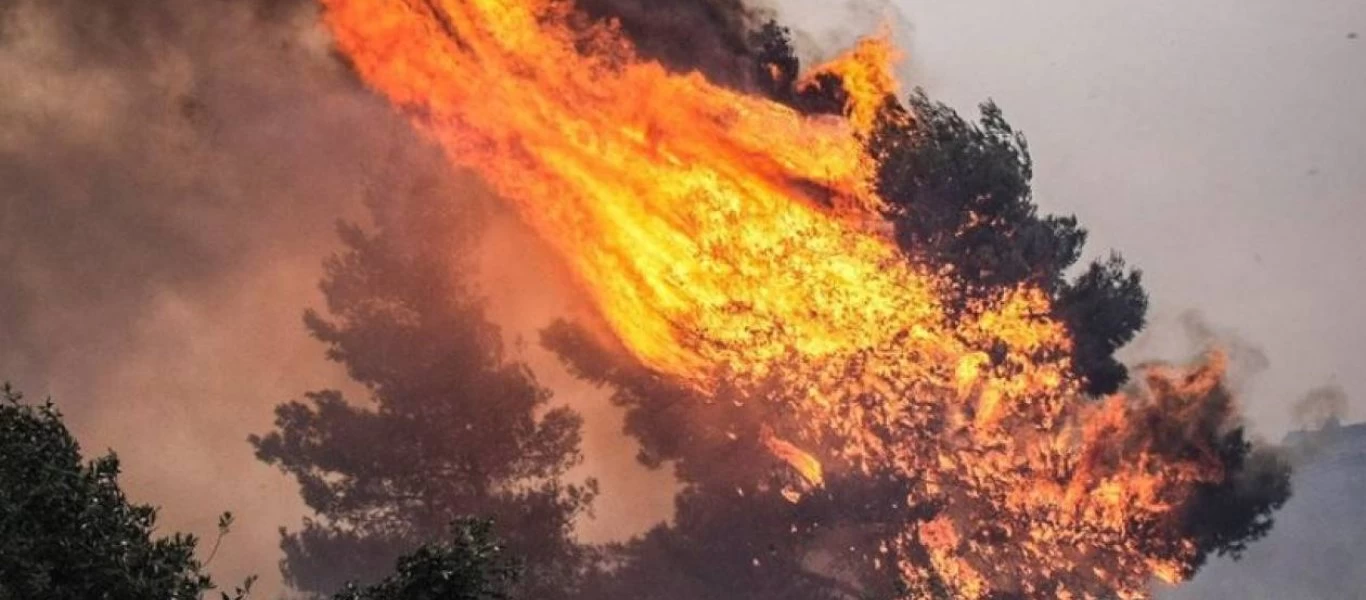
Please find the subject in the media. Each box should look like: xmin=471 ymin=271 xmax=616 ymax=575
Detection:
xmin=1292 ymin=385 xmax=1350 ymax=431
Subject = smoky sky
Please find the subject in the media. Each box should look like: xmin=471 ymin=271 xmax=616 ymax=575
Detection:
xmin=1 ymin=0 xmax=378 ymax=385
xmin=0 ymin=0 xmax=470 ymax=593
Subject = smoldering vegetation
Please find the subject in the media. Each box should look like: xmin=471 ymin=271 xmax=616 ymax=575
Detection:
xmin=1122 ymin=312 xmax=1361 ymax=599
xmin=575 ymin=0 xmax=913 ymax=90
xmin=576 ymin=0 xmax=765 ymax=87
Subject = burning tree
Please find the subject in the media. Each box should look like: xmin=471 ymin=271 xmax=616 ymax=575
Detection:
xmin=266 ymin=0 xmax=1292 ymax=598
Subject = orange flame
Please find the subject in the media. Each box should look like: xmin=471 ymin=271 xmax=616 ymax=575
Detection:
xmin=321 ymin=0 xmax=1241 ymax=596
xmin=799 ymin=32 xmax=903 ymax=136
xmin=762 ymin=426 xmax=824 ymax=487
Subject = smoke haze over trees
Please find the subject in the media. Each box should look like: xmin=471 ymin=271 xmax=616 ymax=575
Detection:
xmin=329 ymin=519 xmax=523 ymax=600
xmin=0 ymin=384 xmax=250 ymax=600
xmin=250 ymin=188 xmax=597 ymax=599
xmin=0 ymin=0 xmax=1329 ymax=597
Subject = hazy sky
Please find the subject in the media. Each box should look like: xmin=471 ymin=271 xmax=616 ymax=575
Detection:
xmin=779 ymin=0 xmax=1366 ymax=437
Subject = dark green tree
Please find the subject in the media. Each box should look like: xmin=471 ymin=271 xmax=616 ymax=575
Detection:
xmin=251 ymin=189 xmax=595 ymax=598
xmin=867 ymin=92 xmax=1147 ymax=395
xmin=0 ymin=384 xmax=250 ymax=600
xmin=331 ymin=519 xmax=520 ymax=600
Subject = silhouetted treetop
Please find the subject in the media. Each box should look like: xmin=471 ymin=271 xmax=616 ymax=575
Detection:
xmin=0 ymin=383 xmax=249 ymax=600
xmin=330 ymin=519 xmax=520 ymax=600
xmin=252 ymin=189 xmax=594 ymax=598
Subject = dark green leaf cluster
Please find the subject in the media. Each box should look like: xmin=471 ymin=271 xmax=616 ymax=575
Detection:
xmin=868 ymin=92 xmax=1147 ymax=395
xmin=0 ymin=384 xmax=239 ymax=600
xmin=331 ymin=519 xmax=519 ymax=600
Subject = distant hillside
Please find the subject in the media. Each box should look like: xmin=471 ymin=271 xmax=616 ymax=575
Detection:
xmin=1164 ymin=421 xmax=1366 ymax=599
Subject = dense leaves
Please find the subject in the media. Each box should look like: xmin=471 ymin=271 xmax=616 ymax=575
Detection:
xmin=331 ymin=519 xmax=520 ymax=600
xmin=868 ymin=92 xmax=1148 ymax=395
xmin=0 ymin=384 xmax=242 ymax=600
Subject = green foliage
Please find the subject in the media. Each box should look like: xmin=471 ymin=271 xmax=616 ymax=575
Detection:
xmin=331 ymin=520 xmax=519 ymax=600
xmin=251 ymin=194 xmax=595 ymax=597
xmin=0 ymin=383 xmax=246 ymax=600
xmin=871 ymin=93 xmax=1067 ymax=290
xmin=1054 ymin=253 xmax=1149 ymax=395
xmin=868 ymin=91 xmax=1147 ymax=395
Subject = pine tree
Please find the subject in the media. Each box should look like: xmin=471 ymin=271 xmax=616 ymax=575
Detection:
xmin=251 ymin=189 xmax=595 ymax=597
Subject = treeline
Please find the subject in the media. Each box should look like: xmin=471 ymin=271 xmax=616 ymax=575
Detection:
xmin=0 ymin=384 xmax=518 ymax=600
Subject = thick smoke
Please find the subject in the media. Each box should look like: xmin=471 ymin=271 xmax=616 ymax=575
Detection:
xmin=474 ymin=210 xmax=681 ymax=544
xmin=1291 ymin=385 xmax=1349 ymax=431
xmin=575 ymin=0 xmax=911 ymax=92
xmin=0 ymin=0 xmax=472 ymax=593
xmin=1123 ymin=310 xmax=1273 ymax=395
xmin=1164 ymin=402 xmax=1363 ymax=600
xmin=576 ymin=0 xmax=766 ymax=87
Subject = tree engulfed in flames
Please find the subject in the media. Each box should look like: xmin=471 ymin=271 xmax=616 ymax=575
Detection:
xmin=322 ymin=0 xmax=1250 ymax=596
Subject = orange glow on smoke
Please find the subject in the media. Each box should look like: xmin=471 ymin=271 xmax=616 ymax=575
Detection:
xmin=321 ymin=0 xmax=1238 ymax=596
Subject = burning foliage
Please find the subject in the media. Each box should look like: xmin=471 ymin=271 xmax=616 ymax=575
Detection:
xmin=263 ymin=0 xmax=1294 ymax=597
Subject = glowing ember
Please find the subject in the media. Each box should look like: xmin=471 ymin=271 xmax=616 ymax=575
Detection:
xmin=321 ymin=0 xmax=1248 ymax=596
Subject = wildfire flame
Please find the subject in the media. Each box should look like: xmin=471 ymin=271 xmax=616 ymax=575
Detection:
xmin=322 ymin=0 xmax=1244 ymax=596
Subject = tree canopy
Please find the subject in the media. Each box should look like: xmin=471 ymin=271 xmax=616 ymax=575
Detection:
xmin=868 ymin=92 xmax=1147 ymax=396
xmin=0 ymin=384 xmax=248 ymax=600
xmin=250 ymin=189 xmax=596 ymax=598
xmin=330 ymin=519 xmax=520 ymax=600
